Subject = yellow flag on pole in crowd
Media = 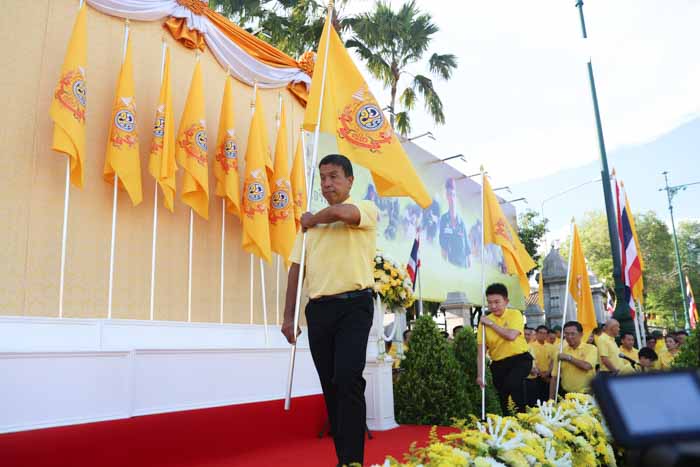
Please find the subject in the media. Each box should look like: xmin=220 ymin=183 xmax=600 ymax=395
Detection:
xmin=568 ymin=223 xmax=597 ymax=340
xmin=290 ymin=135 xmax=307 ymax=232
xmin=241 ymin=91 xmax=272 ymax=262
xmin=104 ymin=34 xmax=143 ymax=206
xmin=269 ymin=102 xmax=296 ymax=265
xmin=49 ymin=3 xmax=87 ymax=188
xmin=623 ymin=183 xmax=645 ymax=303
xmin=214 ymin=75 xmax=241 ymax=218
xmin=482 ymin=175 xmax=536 ymax=295
xmin=148 ymin=46 xmax=177 ymax=212
xmin=176 ymin=60 xmax=209 ymax=219
xmin=538 ymin=270 xmax=545 ymax=310
xmin=303 ymin=13 xmax=431 ymax=208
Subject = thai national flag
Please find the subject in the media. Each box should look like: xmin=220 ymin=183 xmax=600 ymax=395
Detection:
xmin=614 ymin=177 xmax=641 ymax=319
xmin=606 ymin=291 xmax=615 ymax=316
xmin=406 ymin=233 xmax=421 ymax=291
xmin=687 ymin=274 xmax=698 ymax=330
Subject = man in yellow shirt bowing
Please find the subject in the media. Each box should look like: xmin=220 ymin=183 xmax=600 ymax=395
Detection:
xmin=550 ymin=321 xmax=598 ymax=399
xmin=477 ymin=283 xmax=533 ymax=413
xmin=282 ymin=154 xmax=378 ymax=467
xmin=598 ymin=318 xmax=634 ymax=374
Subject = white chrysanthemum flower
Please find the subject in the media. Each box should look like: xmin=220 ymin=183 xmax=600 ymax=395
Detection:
xmin=452 ymin=447 xmax=471 ymax=460
xmin=536 ymin=400 xmax=576 ymax=432
xmin=534 ymin=423 xmax=554 ymax=438
xmin=474 ymin=457 xmax=508 ymax=467
xmin=476 ymin=417 xmax=525 ymax=451
xmin=544 ymin=440 xmax=572 ymax=467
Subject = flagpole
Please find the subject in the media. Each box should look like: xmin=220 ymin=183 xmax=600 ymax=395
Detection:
xmin=632 ymin=300 xmax=642 ymax=348
xmin=555 ymin=219 xmax=576 ymax=402
xmin=417 ymin=263 xmax=423 ymax=316
xmin=220 ymin=199 xmax=225 ymax=324
xmin=285 ymin=2 xmax=333 ymax=411
xmin=149 ymin=40 xmax=167 ymax=321
xmin=249 ymin=82 xmax=257 ymax=325
xmin=275 ymin=92 xmax=283 ymax=326
xmin=187 ymin=208 xmax=193 ymax=322
xmin=480 ymin=168 xmax=487 ymax=421
xmin=108 ymin=20 xmax=130 ymax=320
xmin=260 ymin=258 xmax=270 ymax=345
xmin=59 ymin=158 xmax=70 ymax=318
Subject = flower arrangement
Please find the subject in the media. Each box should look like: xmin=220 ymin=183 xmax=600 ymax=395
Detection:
xmin=372 ymin=394 xmax=617 ymax=467
xmin=373 ymin=252 xmax=416 ymax=309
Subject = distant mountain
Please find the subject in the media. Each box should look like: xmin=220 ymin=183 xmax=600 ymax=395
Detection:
xmin=512 ymin=116 xmax=700 ymax=238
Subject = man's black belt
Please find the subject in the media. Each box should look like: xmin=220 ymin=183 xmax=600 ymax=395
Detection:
xmin=310 ymin=288 xmax=373 ymax=303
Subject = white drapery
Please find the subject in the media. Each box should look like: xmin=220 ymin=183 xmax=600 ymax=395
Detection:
xmin=87 ymin=0 xmax=311 ymax=89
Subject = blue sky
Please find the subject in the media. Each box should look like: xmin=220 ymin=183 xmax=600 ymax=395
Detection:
xmin=346 ymin=0 xmax=700 ymax=235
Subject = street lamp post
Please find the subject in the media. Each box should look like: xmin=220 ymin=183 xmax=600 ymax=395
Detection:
xmin=574 ymin=1 xmax=630 ymax=333
xmin=659 ymin=172 xmax=700 ymax=330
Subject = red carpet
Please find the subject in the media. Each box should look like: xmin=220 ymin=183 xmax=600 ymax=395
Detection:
xmin=1 ymin=395 xmax=454 ymax=467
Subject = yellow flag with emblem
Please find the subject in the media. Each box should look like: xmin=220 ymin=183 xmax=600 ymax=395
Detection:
xmin=290 ymin=134 xmax=307 ymax=232
xmin=269 ymin=102 xmax=296 ymax=265
xmin=103 ymin=34 xmax=143 ymax=206
xmin=214 ymin=75 xmax=241 ymax=218
xmin=148 ymin=46 xmax=177 ymax=212
xmin=303 ymin=13 xmax=431 ymax=208
xmin=241 ymin=91 xmax=272 ymax=263
xmin=49 ymin=3 xmax=87 ymax=188
xmin=482 ymin=175 xmax=536 ymax=295
xmin=568 ymin=223 xmax=597 ymax=341
xmin=176 ymin=60 xmax=209 ymax=219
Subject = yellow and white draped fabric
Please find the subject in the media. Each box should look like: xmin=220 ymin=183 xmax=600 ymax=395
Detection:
xmin=86 ymin=0 xmax=310 ymax=88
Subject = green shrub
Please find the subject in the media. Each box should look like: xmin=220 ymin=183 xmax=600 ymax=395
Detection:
xmin=394 ymin=315 xmax=472 ymax=425
xmin=453 ymin=326 xmax=501 ymax=416
xmin=673 ymin=328 xmax=699 ymax=369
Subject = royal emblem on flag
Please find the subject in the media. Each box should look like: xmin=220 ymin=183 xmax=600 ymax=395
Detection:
xmin=269 ymin=179 xmax=292 ymax=224
xmin=54 ymin=68 xmax=86 ymax=124
xmin=178 ymin=120 xmax=208 ymax=166
xmin=494 ymin=218 xmax=514 ymax=244
xmin=243 ymin=169 xmax=268 ymax=218
xmin=110 ymin=97 xmax=137 ymax=149
xmin=215 ymin=130 xmax=238 ymax=174
xmin=150 ymin=106 xmax=165 ymax=153
xmin=338 ymin=86 xmax=392 ymax=152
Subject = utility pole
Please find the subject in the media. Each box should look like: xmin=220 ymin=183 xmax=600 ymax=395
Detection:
xmin=574 ymin=1 xmax=631 ymax=333
xmin=659 ymin=172 xmax=700 ymax=330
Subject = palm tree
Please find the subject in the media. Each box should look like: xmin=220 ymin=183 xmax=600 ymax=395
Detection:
xmin=346 ymin=1 xmax=457 ymax=136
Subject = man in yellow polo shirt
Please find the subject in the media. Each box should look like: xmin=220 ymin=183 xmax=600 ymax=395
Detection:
xmin=598 ymin=318 xmax=633 ymax=374
xmin=526 ymin=325 xmax=554 ymax=405
xmin=619 ymin=331 xmax=639 ymax=369
xmin=550 ymin=321 xmax=598 ymax=398
xmin=281 ymin=154 xmax=378 ymax=467
xmin=477 ymin=283 xmax=533 ymax=413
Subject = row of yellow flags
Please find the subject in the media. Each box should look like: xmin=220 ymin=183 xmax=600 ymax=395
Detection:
xmin=49 ymin=5 xmax=304 ymax=264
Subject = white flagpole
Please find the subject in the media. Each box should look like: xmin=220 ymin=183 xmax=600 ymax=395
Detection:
xmin=59 ymin=158 xmax=70 ymax=318
xmin=261 ymin=258 xmax=270 ymax=345
xmin=149 ymin=40 xmax=167 ymax=321
xmin=249 ymin=82 xmax=257 ymax=325
xmin=187 ymin=208 xmax=194 ymax=322
xmin=275 ymin=92 xmax=283 ymax=326
xmin=108 ymin=21 xmax=130 ymax=320
xmin=632 ymin=302 xmax=642 ymax=349
xmin=220 ymin=199 xmax=225 ymax=324
xmin=638 ymin=301 xmax=646 ymax=347
xmin=480 ymin=168 xmax=486 ymax=420
xmin=284 ymin=5 xmax=333 ymax=411
xmin=554 ymin=219 xmax=576 ymax=402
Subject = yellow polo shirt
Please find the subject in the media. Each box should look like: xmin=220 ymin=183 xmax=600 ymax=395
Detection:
xmin=658 ymin=349 xmax=677 ymax=370
xmin=529 ymin=341 xmax=553 ymax=378
xmin=597 ymin=333 xmax=626 ymax=372
xmin=477 ymin=308 xmax=529 ymax=362
xmin=552 ymin=343 xmax=598 ymax=393
xmin=289 ymin=197 xmax=377 ymax=299
xmin=620 ymin=346 xmax=639 ymax=364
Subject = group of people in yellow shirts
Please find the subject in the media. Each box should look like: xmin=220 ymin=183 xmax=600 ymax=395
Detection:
xmin=523 ymin=318 xmax=687 ymax=404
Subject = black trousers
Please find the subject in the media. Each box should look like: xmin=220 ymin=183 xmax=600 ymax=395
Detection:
xmin=524 ymin=377 xmax=549 ymax=407
xmin=305 ymin=292 xmax=373 ymax=466
xmin=489 ymin=352 xmax=533 ymax=414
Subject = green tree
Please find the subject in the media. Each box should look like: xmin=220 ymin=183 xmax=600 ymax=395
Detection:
xmin=453 ymin=327 xmax=501 ymax=416
xmin=561 ymin=211 xmax=614 ymax=286
xmin=394 ymin=315 xmax=471 ymax=425
xmin=517 ymin=210 xmax=548 ymax=269
xmin=678 ymin=220 xmax=700 ymax=300
xmin=209 ymin=0 xmax=352 ymax=58
xmin=346 ymin=1 xmax=457 ymax=135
